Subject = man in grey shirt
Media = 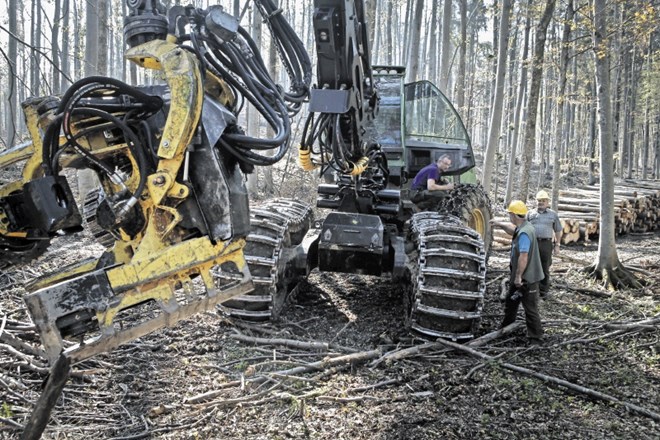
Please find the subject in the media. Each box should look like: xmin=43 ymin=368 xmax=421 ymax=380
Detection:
xmin=527 ymin=190 xmax=562 ymax=298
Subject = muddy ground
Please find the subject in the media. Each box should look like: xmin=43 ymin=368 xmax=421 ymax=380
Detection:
xmin=1 ymin=227 xmax=659 ymax=439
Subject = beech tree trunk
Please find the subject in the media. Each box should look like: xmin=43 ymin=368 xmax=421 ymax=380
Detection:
xmin=84 ymin=1 xmax=99 ymax=76
xmin=439 ymin=0 xmax=452 ymax=93
xmin=551 ymin=0 xmax=574 ymax=211
xmin=481 ymin=0 xmax=511 ymax=195
xmin=588 ymin=0 xmax=641 ymax=289
xmin=504 ymin=0 xmax=532 ymax=205
xmin=61 ymin=0 xmax=71 ymax=91
xmin=406 ymin=0 xmax=425 ymax=82
xmin=4 ymin=0 xmax=18 ymax=148
xmin=517 ymin=0 xmax=555 ymax=201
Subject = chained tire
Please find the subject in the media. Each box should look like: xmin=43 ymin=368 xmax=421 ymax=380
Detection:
xmin=218 ymin=198 xmax=313 ymax=320
xmin=436 ymin=183 xmax=493 ymax=259
xmin=82 ymin=188 xmax=117 ymax=249
xmin=405 ymin=212 xmax=487 ymax=340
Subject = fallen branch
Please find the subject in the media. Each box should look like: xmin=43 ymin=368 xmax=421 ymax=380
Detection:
xmin=437 ymin=339 xmax=660 ymax=423
xmin=554 ymin=281 xmax=612 ymax=298
xmin=347 ymin=378 xmax=399 ymax=393
xmin=229 ymin=333 xmax=357 ymax=353
xmin=0 ymin=332 xmax=47 ymax=359
xmin=370 ymin=322 xmax=523 ymax=368
xmin=467 ymin=322 xmax=524 ymax=346
xmin=185 ymin=349 xmax=381 ymax=405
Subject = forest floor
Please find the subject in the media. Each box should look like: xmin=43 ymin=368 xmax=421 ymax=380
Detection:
xmin=1 ymin=225 xmax=660 ymax=439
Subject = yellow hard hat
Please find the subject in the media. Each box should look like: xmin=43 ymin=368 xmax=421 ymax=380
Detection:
xmin=535 ymin=190 xmax=550 ymax=200
xmin=507 ymin=200 xmax=528 ymax=216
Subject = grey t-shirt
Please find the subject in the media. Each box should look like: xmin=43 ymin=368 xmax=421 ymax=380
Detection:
xmin=526 ymin=208 xmax=562 ymax=239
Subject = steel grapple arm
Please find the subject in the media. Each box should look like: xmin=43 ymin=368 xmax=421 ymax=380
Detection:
xmin=0 ymin=0 xmax=311 ymax=363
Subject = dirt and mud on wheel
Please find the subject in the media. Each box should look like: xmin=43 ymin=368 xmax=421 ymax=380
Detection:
xmin=436 ymin=183 xmax=493 ymax=257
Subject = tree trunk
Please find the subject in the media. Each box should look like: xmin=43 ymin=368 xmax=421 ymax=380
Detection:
xmin=84 ymin=1 xmax=99 ymax=76
xmin=246 ymin=4 xmax=262 ymax=196
xmin=61 ymin=0 xmax=71 ymax=91
xmin=262 ymin=0 xmax=279 ymax=196
xmin=481 ymin=0 xmax=512 ymax=195
xmin=97 ymin=0 xmax=109 ymax=76
xmin=426 ymin=0 xmax=439 ymax=83
xmin=406 ymin=0 xmax=425 ymax=82
xmin=5 ymin=0 xmax=18 ymax=148
xmin=366 ymin=0 xmax=377 ymax=55
xmin=30 ymin=0 xmax=40 ymax=95
xmin=439 ymin=0 xmax=452 ymax=93
xmin=74 ymin=0 xmax=82 ymax=79
xmin=455 ymin=0 xmax=467 ymax=110
xmin=402 ymin=0 xmax=414 ymax=65
xmin=587 ymin=0 xmax=642 ymax=290
xmin=385 ymin=0 xmax=393 ymax=65
xmin=517 ymin=0 xmax=555 ymax=201
xmin=551 ymin=0 xmax=574 ymax=211
xmin=52 ymin=0 xmax=62 ymax=94
xmin=504 ymin=0 xmax=532 ymax=205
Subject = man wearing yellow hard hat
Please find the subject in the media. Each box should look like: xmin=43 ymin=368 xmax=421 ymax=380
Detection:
xmin=527 ymin=190 xmax=562 ymax=298
xmin=491 ymin=200 xmax=545 ymax=345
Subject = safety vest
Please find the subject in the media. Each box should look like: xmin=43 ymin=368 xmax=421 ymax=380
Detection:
xmin=511 ymin=221 xmax=545 ymax=284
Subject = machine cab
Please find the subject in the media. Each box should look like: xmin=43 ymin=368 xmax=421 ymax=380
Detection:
xmin=372 ymin=67 xmax=475 ymax=187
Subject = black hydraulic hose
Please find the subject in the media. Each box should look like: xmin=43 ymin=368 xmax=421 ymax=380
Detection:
xmin=203 ymin=39 xmax=290 ymax=158
xmin=253 ymin=0 xmax=311 ymax=106
xmin=46 ymin=76 xmax=162 ymax=175
xmin=51 ymin=120 xmax=116 ymax=173
xmin=69 ymin=108 xmax=148 ymax=202
xmin=57 ymin=76 xmax=162 ymax=115
xmin=41 ymin=114 xmax=64 ymax=176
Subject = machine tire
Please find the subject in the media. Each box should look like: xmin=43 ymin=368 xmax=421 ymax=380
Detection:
xmin=437 ymin=183 xmax=493 ymax=259
xmin=405 ymin=212 xmax=487 ymax=340
xmin=82 ymin=188 xmax=116 ymax=249
xmin=219 ymin=198 xmax=313 ymax=320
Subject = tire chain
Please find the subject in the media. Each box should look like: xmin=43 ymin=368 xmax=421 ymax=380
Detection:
xmin=83 ymin=188 xmax=117 ymax=249
xmin=406 ymin=212 xmax=487 ymax=340
xmin=437 ymin=183 xmax=494 ymax=257
xmin=218 ymin=198 xmax=313 ymax=320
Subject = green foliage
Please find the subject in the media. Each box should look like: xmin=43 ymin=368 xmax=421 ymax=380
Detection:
xmin=1 ymin=402 xmax=12 ymax=418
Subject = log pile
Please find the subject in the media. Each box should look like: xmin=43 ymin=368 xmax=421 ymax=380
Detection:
xmin=491 ymin=180 xmax=660 ymax=249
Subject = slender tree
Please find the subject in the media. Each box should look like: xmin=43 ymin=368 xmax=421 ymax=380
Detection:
xmin=406 ymin=0 xmax=425 ymax=82
xmin=97 ymin=0 xmax=110 ymax=76
xmin=550 ymin=0 xmax=574 ymax=210
xmin=61 ymin=0 xmax=71 ymax=91
xmin=84 ymin=1 xmax=99 ymax=76
xmin=481 ymin=0 xmax=512 ymax=195
xmin=52 ymin=0 xmax=62 ymax=93
xmin=502 ymin=4 xmax=528 ymax=201
xmin=4 ymin=0 xmax=18 ymax=148
xmin=455 ymin=0 xmax=468 ymax=110
xmin=585 ymin=0 xmax=642 ymax=289
xmin=440 ymin=0 xmax=453 ymax=92
xmin=517 ymin=0 xmax=555 ymax=201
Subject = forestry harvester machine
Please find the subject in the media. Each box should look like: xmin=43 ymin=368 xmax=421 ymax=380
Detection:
xmin=0 ymin=0 xmax=491 ymax=365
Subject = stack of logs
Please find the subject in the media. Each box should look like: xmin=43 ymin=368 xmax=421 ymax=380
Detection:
xmin=492 ymin=180 xmax=660 ymax=249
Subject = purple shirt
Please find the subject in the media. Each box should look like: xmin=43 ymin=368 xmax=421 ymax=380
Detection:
xmin=412 ymin=163 xmax=440 ymax=190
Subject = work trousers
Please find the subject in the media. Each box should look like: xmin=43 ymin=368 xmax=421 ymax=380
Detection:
xmin=537 ymin=239 xmax=553 ymax=295
xmin=411 ymin=189 xmax=447 ymax=211
xmin=501 ymin=281 xmax=543 ymax=340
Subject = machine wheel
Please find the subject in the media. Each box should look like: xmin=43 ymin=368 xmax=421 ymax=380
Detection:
xmin=82 ymin=188 xmax=117 ymax=249
xmin=437 ymin=183 xmax=493 ymax=259
xmin=218 ymin=198 xmax=313 ymax=320
xmin=405 ymin=212 xmax=487 ymax=340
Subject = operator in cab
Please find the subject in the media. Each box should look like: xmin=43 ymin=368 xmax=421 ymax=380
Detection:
xmin=410 ymin=154 xmax=455 ymax=211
